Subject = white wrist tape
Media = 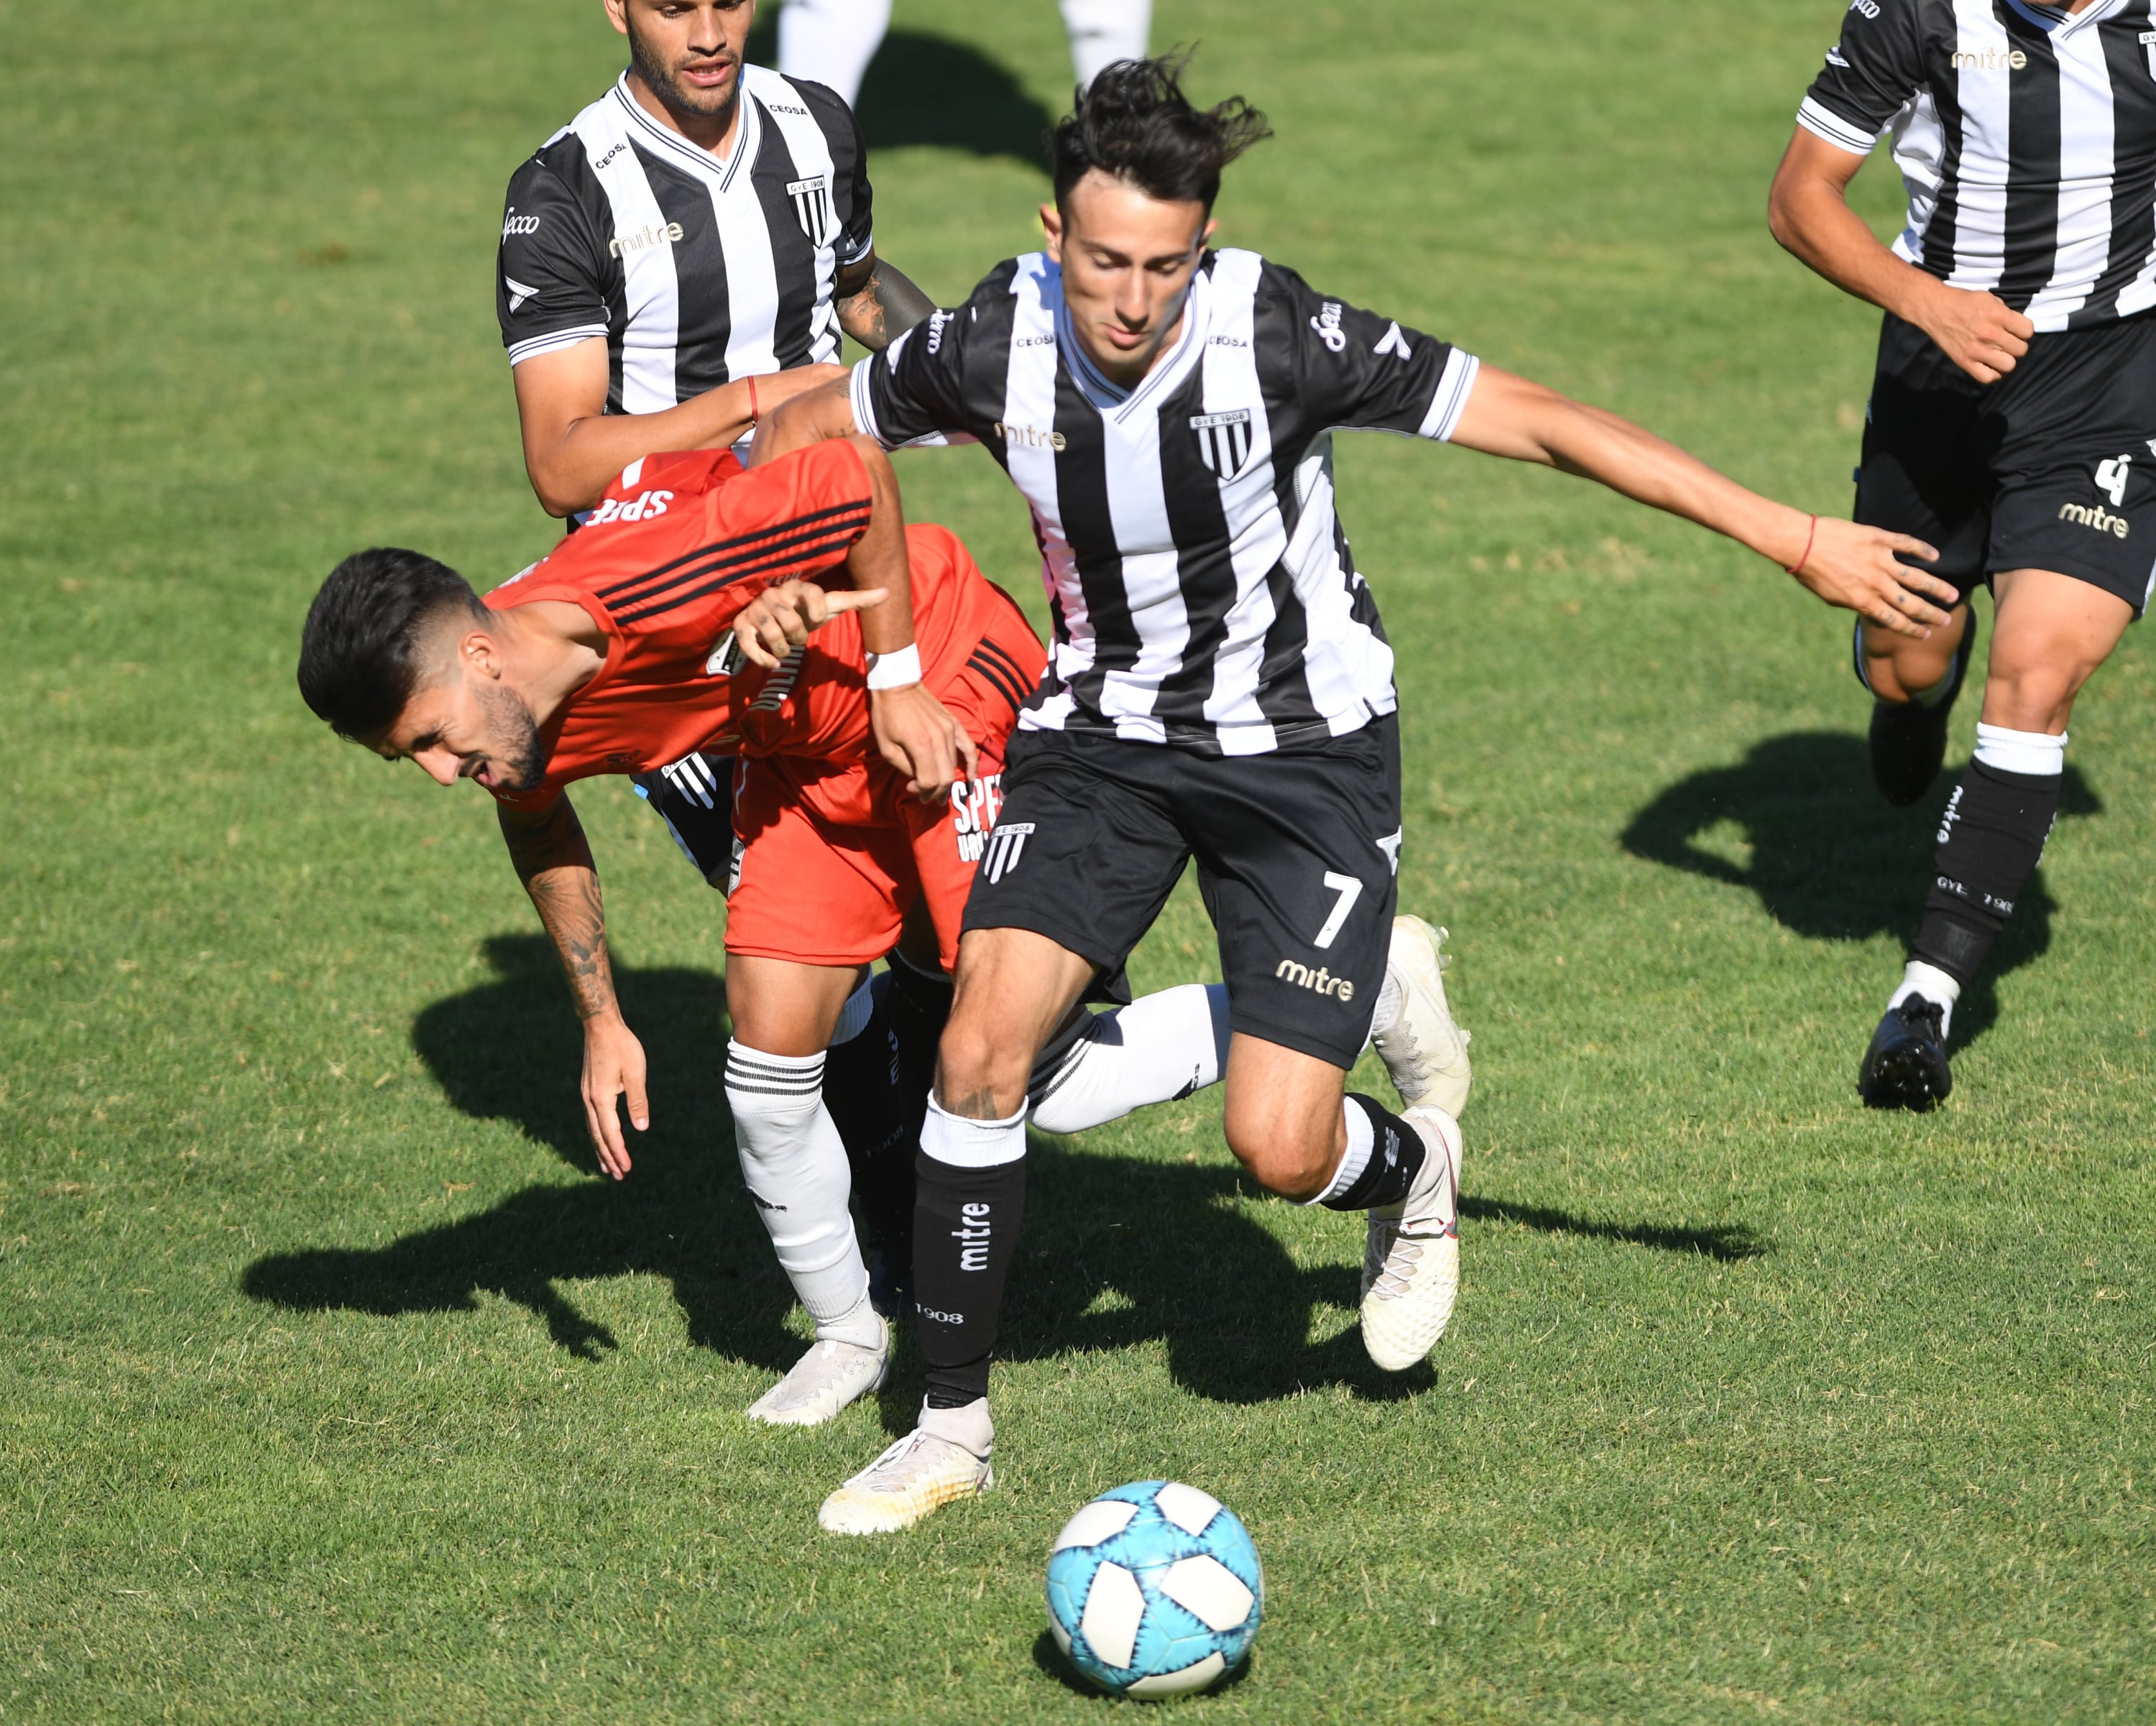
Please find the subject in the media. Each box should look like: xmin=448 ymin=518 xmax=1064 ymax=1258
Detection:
xmin=865 ymin=642 xmax=921 ymax=690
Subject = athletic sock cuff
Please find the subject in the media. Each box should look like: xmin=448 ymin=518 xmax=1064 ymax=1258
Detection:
xmin=1973 ymin=723 xmax=2065 ymax=779
xmin=828 ymin=977 xmax=877 ymax=1046
xmin=921 ymin=1095 xmax=1028 ymax=1169
xmin=1305 ymin=1096 xmax=1375 ymax=1205
xmin=724 ymin=1041 xmax=825 ymax=1102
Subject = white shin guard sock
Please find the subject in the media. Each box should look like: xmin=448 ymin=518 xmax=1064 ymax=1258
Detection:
xmin=724 ymin=1040 xmax=876 ymax=1344
xmin=1889 ymin=960 xmax=1963 ymax=1037
xmin=1029 ymin=983 xmax=1230 ymax=1135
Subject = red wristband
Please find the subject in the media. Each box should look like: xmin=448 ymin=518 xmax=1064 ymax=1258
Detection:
xmin=1784 ymin=514 xmax=1818 ymax=578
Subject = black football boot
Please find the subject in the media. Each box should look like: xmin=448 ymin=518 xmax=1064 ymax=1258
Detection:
xmin=1857 ymin=995 xmax=1953 ymax=1111
xmin=1863 ymin=606 xmax=1979 ymax=808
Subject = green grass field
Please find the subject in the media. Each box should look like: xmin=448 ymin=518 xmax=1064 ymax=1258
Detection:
xmin=5 ymin=0 xmax=2154 ymax=1718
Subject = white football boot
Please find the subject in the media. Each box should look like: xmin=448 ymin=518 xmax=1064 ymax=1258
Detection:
xmin=745 ymin=1316 xmax=890 ymax=1428
xmin=818 ymin=1398 xmax=994 ymax=1535
xmin=1360 ymin=1106 xmax=1463 ymax=1371
xmin=1371 ymin=916 xmax=1472 ymax=1118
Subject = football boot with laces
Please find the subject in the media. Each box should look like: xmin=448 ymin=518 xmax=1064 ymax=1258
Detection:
xmin=819 ymin=1398 xmax=994 ymax=1535
xmin=1370 ymin=916 xmax=1473 ymax=1117
xmin=1857 ymin=995 xmax=1953 ymax=1112
xmin=745 ymin=1321 xmax=890 ymax=1428
xmin=1360 ymin=1106 xmax=1464 ymax=1371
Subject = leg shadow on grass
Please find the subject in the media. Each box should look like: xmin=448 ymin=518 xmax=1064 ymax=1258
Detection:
xmin=244 ymin=934 xmax=803 ymax=1372
xmin=1460 ymin=1196 xmax=1766 ymax=1261
xmin=746 ymin=16 xmax=1054 ymax=170
xmin=243 ymin=936 xmax=1420 ymax=1404
xmin=1621 ymin=731 xmax=2101 ymax=1051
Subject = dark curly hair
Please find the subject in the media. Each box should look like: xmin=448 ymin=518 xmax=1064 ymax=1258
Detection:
xmin=1049 ymin=52 xmax=1272 ymax=214
xmin=297 ymin=547 xmax=485 ymax=742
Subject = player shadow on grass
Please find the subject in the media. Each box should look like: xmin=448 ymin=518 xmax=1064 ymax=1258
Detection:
xmin=241 ymin=936 xmax=1424 ymax=1406
xmin=747 ymin=19 xmax=1055 ymax=170
xmin=1620 ymin=730 xmax=2101 ymax=1051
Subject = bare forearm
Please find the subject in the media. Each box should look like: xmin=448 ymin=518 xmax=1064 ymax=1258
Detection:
xmin=1540 ymin=401 xmax=1813 ymax=569
xmin=752 ymin=379 xmax=860 ymax=464
xmin=522 ymin=378 xmax=760 ymax=515
xmin=834 ymin=257 xmax=936 ymax=351
xmin=1768 ymin=173 xmax=1938 ymax=325
xmin=499 ymin=800 xmax=621 ymax=1021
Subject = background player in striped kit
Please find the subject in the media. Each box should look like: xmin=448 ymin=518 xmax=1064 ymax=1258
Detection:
xmin=757 ymin=55 xmax=1959 ymax=1533
xmin=1769 ymin=0 xmax=2156 ymax=1109
xmin=497 ymin=0 xmax=937 ymax=519
xmin=775 ymin=0 xmax=1154 ymax=110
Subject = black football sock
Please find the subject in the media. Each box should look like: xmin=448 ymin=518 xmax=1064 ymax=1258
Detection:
xmin=1912 ymin=754 xmax=2063 ymax=987
xmin=821 ymin=973 xmax=913 ymax=1258
xmin=1317 ymin=1094 xmax=1429 ymax=1212
xmin=885 ymin=952 xmax=952 ymax=1154
xmin=913 ymin=1100 xmax=1027 ymax=1409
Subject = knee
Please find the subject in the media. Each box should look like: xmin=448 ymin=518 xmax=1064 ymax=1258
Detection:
xmin=1981 ymin=662 xmax=2086 ymax=734
xmin=935 ymin=1012 xmax=1031 ymax=1118
xmin=1221 ymin=1099 xmax=1337 ymax=1201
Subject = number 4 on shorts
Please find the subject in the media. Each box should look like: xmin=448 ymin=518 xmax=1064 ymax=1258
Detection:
xmin=1314 ymin=871 xmax=1363 ymax=950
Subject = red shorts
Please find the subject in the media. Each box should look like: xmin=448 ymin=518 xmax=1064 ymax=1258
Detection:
xmin=723 ymin=602 xmax=1044 ymax=973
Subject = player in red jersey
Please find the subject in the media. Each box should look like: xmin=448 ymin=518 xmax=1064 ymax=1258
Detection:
xmin=300 ymin=435 xmax=1241 ymax=1429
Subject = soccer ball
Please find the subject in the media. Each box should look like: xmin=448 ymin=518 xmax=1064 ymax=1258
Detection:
xmin=1044 ymin=1480 xmax=1263 ymax=1698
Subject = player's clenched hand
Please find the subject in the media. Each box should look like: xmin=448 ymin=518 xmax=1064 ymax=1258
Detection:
xmin=1787 ymin=519 xmax=1954 ymax=639
xmin=732 ymin=579 xmax=887 ymax=670
xmin=1912 ymin=281 xmax=2034 ymax=385
xmin=581 ymin=1012 xmax=649 ymax=1180
xmin=870 ymin=681 xmax=978 ymax=803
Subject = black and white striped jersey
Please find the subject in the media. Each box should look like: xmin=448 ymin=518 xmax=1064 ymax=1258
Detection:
xmin=495 ymin=66 xmax=872 ymax=407
xmin=849 ymin=249 xmax=1480 ymax=757
xmin=1798 ymin=0 xmax=2156 ymax=331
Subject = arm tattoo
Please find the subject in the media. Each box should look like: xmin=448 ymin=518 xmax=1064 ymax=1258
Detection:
xmin=834 ymin=256 xmax=937 ymax=352
xmin=499 ymin=798 xmax=619 ymax=1021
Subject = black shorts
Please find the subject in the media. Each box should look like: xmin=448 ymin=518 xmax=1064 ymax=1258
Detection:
xmin=960 ymin=718 xmax=1403 ymax=1069
xmin=1856 ymin=310 xmax=2156 ymax=617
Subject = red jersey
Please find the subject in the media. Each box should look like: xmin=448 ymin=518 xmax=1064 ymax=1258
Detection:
xmin=484 ymin=440 xmax=1021 ymax=810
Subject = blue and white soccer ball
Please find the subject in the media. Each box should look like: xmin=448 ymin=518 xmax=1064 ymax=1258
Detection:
xmin=1045 ymin=1480 xmax=1263 ymax=1699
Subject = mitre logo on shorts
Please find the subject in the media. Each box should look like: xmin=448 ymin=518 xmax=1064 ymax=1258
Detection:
xmin=979 ymin=821 xmax=1035 ymax=884
xmin=950 ymin=772 xmax=1006 ymax=863
xmin=1190 ymin=409 xmax=1253 ymax=476
xmin=786 ymin=175 xmax=835 ymax=244
xmin=2061 ymin=454 xmax=2132 ymax=539
xmin=1274 ymin=959 xmax=1355 ymax=1003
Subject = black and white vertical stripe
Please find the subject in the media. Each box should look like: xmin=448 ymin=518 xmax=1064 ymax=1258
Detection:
xmin=1799 ymin=0 xmax=2156 ymax=331
xmin=498 ymin=65 xmax=868 ymax=408
xmin=852 ymin=249 xmax=1478 ymax=757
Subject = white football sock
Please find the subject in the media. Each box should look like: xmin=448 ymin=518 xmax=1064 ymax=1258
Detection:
xmin=1888 ymin=961 xmax=1962 ymax=1038
xmin=1304 ymin=1099 xmax=1373 ymax=1206
xmin=724 ymin=1040 xmax=876 ymax=1343
xmin=1028 ymin=983 xmax=1230 ymax=1135
xmin=776 ymin=0 xmax=892 ymax=109
xmin=1973 ymin=721 xmax=2066 ymax=777
xmin=1059 ymin=0 xmax=1151 ymax=88
xmin=917 ymin=1395 xmax=993 ymax=1458
xmin=920 ymin=1094 xmax=1028 ymax=1168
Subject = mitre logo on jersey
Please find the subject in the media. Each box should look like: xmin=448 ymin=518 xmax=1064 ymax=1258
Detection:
xmin=609 ymin=221 xmax=684 ymax=258
xmin=787 ymin=175 xmax=835 ymax=244
xmin=980 ymin=821 xmax=1035 ymax=884
xmin=1190 ymin=409 xmax=1253 ymax=476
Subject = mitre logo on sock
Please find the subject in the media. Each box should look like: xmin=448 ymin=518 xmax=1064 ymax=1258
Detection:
xmin=953 ymin=1201 xmax=991 ymax=1271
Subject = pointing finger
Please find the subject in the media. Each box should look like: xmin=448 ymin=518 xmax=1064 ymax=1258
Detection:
xmin=823 ymin=588 xmax=889 ymax=613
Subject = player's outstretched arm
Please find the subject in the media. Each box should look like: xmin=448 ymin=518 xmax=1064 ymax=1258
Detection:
xmin=1447 ymin=364 xmax=1956 ymax=639
xmin=511 ymin=341 xmax=845 ymax=516
xmin=1767 ymin=129 xmax=2032 ymax=386
xmin=497 ymin=794 xmax=648 ymax=1179
xmin=747 ymin=374 xmax=861 ymax=464
xmin=832 ymin=249 xmax=937 ymax=352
